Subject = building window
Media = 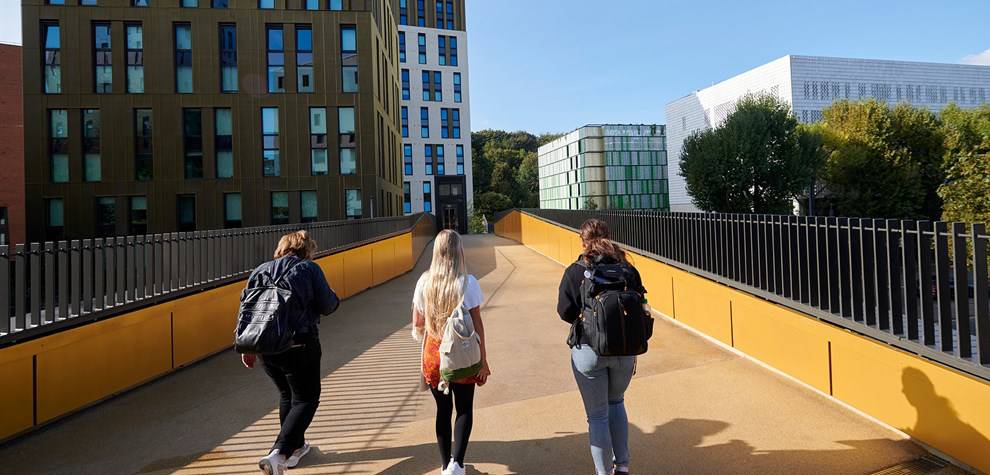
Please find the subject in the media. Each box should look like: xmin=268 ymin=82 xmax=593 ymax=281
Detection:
xmin=213 ymin=0 xmax=227 ymax=7
xmin=47 ymin=199 xmax=65 ymax=239
xmin=219 ymin=24 xmax=237 ymax=92
xmin=174 ymin=24 xmax=193 ymax=93
xmin=456 ymin=144 xmax=464 ymax=175
xmin=215 ymin=108 xmax=233 ymax=178
xmin=403 ymin=144 xmax=413 ymax=175
xmin=83 ymin=109 xmax=101 ymax=182
xmin=341 ymin=25 xmax=358 ymax=93
xmin=345 ymin=189 xmax=362 ymax=219
xmin=182 ymin=0 xmax=197 ymax=6
xmin=339 ymin=107 xmax=356 ymax=175
xmin=48 ymin=0 xmax=65 ymax=4
xmin=300 ymin=191 xmax=318 ymax=223
xmin=438 ymin=36 xmax=446 ymax=66
xmin=401 ymin=69 xmax=410 ymax=100
xmin=259 ymin=0 xmax=274 ymax=8
xmin=95 ymin=197 xmax=115 ymax=237
xmin=129 ymin=196 xmax=147 ymax=235
xmin=452 ymin=108 xmax=460 ymax=138
xmin=424 ymin=144 xmax=433 ymax=175
xmin=267 ymin=25 xmax=285 ymax=93
xmin=291 ymin=25 xmax=312 ymax=93
xmin=398 ymin=31 xmax=406 ymax=63
xmin=183 ymin=109 xmax=203 ymax=179
xmin=450 ymin=36 xmax=458 ymax=66
xmin=133 ymin=0 xmax=149 ymax=5
xmin=328 ymin=0 xmax=342 ymax=9
xmin=399 ymin=0 xmax=408 ymax=24
xmin=134 ymin=109 xmax=153 ymax=181
xmin=403 ymin=182 xmax=411 ymax=213
xmin=0 ymin=207 xmax=6 ymax=245
xmin=42 ymin=22 xmax=61 ymax=94
xmin=262 ymin=107 xmax=280 ymax=176
xmin=417 ymin=33 xmax=426 ymax=64
xmin=441 ymin=108 xmax=449 ymax=139
xmin=417 ymin=0 xmax=425 ymax=26
xmin=436 ymin=144 xmax=445 ymax=175
xmin=47 ymin=109 xmax=69 ymax=183
xmin=454 ymin=72 xmax=462 ymax=103
xmin=420 ymin=107 xmax=429 ymax=138
xmin=422 ymin=182 xmax=432 ymax=212
xmin=433 ymin=71 xmax=442 ymax=101
xmin=126 ymin=24 xmax=144 ymax=93
xmin=401 ymin=106 xmax=409 ymax=138
xmin=224 ymin=193 xmax=241 ymax=228
xmin=271 ymin=192 xmax=289 ymax=225
xmin=177 ymin=195 xmax=195 ymax=232
xmin=445 ymin=0 xmax=454 ymax=29
xmin=310 ymin=107 xmax=328 ymax=175
xmin=93 ymin=23 xmax=112 ymax=93
xmin=421 ymin=71 xmax=430 ymax=101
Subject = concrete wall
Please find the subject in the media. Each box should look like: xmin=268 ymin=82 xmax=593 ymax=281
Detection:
xmin=0 ymin=220 xmax=434 ymax=442
xmin=495 ymin=210 xmax=990 ymax=473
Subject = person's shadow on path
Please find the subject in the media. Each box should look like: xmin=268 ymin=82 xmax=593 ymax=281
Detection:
xmin=300 ymin=417 xmax=919 ymax=475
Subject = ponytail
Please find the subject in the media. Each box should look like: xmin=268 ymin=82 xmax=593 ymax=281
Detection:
xmin=579 ymin=219 xmax=626 ymax=264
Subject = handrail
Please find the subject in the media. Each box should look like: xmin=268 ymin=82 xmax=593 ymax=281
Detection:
xmin=0 ymin=213 xmax=434 ymax=346
xmin=502 ymin=208 xmax=990 ymax=382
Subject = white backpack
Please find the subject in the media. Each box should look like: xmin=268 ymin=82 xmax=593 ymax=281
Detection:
xmin=437 ymin=302 xmax=483 ymax=394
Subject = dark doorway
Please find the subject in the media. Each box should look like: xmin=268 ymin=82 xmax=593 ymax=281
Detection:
xmin=435 ymin=175 xmax=467 ymax=234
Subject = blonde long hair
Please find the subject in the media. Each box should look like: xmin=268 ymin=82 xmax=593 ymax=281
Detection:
xmin=423 ymin=230 xmax=467 ymax=337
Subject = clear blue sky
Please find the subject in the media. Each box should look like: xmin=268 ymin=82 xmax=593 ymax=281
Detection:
xmin=466 ymin=0 xmax=990 ymax=134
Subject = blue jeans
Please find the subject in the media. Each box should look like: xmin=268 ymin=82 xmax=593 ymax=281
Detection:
xmin=571 ymin=344 xmax=636 ymax=475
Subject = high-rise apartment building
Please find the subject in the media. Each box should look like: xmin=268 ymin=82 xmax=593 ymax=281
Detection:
xmin=22 ymin=0 xmax=403 ymax=242
xmin=538 ymin=125 xmax=669 ymax=211
xmin=392 ymin=0 xmax=471 ymax=233
xmin=666 ymin=55 xmax=990 ymax=212
xmin=0 ymin=43 xmax=25 ymax=245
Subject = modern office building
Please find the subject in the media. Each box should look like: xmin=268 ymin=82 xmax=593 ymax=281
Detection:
xmin=666 ymin=55 xmax=990 ymax=212
xmin=538 ymin=124 xmax=668 ymax=211
xmin=0 ymin=43 xmax=25 ymax=245
xmin=392 ymin=0 xmax=471 ymax=233
xmin=22 ymin=0 xmax=403 ymax=242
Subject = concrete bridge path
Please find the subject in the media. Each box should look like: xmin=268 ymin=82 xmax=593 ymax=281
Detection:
xmin=0 ymin=234 xmax=927 ymax=474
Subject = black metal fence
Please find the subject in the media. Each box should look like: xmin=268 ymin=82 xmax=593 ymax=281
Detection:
xmin=0 ymin=213 xmax=430 ymax=345
xmin=522 ymin=209 xmax=990 ymax=380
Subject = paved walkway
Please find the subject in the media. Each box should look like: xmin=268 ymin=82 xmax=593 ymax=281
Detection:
xmin=0 ymin=235 xmax=930 ymax=474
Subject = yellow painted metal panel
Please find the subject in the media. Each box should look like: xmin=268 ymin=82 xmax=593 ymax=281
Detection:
xmin=172 ymin=283 xmax=242 ymax=368
xmin=670 ymin=268 xmax=733 ymax=345
xmin=830 ymin=328 xmax=990 ymax=473
xmin=35 ymin=307 xmax=172 ymax=423
xmin=395 ymin=233 xmax=414 ymax=272
xmin=372 ymin=239 xmax=396 ymax=286
xmin=0 ymin=356 xmax=33 ymax=440
xmin=343 ymin=246 xmax=373 ymax=297
xmin=731 ymin=292 xmax=831 ymax=393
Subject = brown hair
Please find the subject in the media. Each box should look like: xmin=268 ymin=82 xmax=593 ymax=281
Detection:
xmin=580 ymin=219 xmax=627 ymax=264
xmin=273 ymin=230 xmax=317 ymax=261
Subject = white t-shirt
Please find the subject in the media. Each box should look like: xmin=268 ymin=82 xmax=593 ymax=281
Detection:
xmin=412 ymin=273 xmax=484 ymax=313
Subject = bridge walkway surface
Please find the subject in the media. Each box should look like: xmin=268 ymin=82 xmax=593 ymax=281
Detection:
xmin=0 ymin=234 xmax=942 ymax=474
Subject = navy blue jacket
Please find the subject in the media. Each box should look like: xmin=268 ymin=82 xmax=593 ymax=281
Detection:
xmin=246 ymin=255 xmax=339 ymax=338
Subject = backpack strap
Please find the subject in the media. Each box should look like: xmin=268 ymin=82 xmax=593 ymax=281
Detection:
xmin=272 ymin=258 xmax=305 ymax=286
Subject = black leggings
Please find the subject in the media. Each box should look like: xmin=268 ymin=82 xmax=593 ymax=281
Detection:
xmin=262 ymin=341 xmax=322 ymax=456
xmin=430 ymin=383 xmax=475 ymax=467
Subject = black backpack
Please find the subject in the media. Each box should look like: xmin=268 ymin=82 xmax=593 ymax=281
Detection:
xmin=577 ymin=258 xmax=654 ymax=356
xmin=234 ymin=260 xmax=303 ymax=355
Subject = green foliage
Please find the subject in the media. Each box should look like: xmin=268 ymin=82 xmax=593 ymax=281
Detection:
xmin=679 ymin=94 xmax=823 ymax=213
xmin=819 ymin=100 xmax=945 ymax=219
xmin=939 ymin=104 xmax=990 ymax=226
xmin=471 ymin=129 xmax=561 ymax=214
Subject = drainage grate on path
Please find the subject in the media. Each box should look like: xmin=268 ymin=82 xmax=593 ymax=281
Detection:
xmin=869 ymin=455 xmax=968 ymax=475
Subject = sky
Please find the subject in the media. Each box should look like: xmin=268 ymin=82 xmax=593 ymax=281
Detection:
xmin=2 ymin=0 xmax=988 ymax=133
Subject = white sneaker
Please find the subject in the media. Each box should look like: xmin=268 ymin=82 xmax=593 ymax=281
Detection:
xmin=258 ymin=450 xmax=287 ymax=475
xmin=286 ymin=442 xmax=311 ymax=468
xmin=447 ymin=461 xmax=465 ymax=475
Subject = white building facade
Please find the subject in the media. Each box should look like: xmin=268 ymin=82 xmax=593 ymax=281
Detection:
xmin=665 ymin=55 xmax=990 ymax=212
xmin=538 ymin=125 xmax=668 ymax=210
xmin=397 ymin=1 xmax=473 ymax=233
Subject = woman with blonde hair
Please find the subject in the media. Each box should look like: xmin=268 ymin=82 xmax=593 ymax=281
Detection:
xmin=239 ymin=230 xmax=339 ymax=475
xmin=412 ymin=230 xmax=490 ymax=475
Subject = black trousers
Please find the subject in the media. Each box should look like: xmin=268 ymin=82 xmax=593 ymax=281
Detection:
xmin=431 ymin=383 xmax=476 ymax=467
xmin=262 ymin=340 xmax=322 ymax=456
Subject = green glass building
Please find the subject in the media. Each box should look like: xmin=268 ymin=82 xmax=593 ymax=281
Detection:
xmin=537 ymin=124 xmax=668 ymax=210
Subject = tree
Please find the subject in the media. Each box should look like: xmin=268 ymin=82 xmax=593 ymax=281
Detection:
xmin=473 ymin=191 xmax=513 ymax=219
xmin=819 ymin=100 xmax=944 ymax=219
xmin=679 ymin=94 xmax=822 ymax=213
xmin=939 ymin=104 xmax=990 ymax=226
xmin=516 ymin=152 xmax=540 ymax=208
xmin=471 ymin=129 xmax=560 ymax=211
